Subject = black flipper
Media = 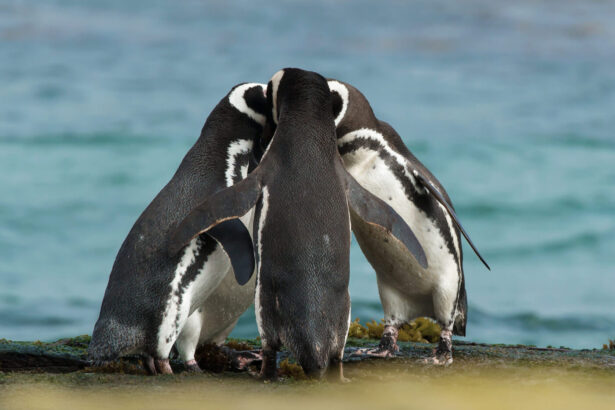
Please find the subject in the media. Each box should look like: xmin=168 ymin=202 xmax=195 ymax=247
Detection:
xmin=412 ymin=170 xmax=491 ymax=271
xmin=337 ymin=160 xmax=428 ymax=269
xmin=207 ymin=219 xmax=255 ymax=285
xmin=168 ymin=174 xmax=262 ymax=257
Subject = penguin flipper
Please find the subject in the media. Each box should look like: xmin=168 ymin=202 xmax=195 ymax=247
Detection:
xmin=337 ymin=160 xmax=428 ymax=269
xmin=207 ymin=219 xmax=255 ymax=286
xmin=168 ymin=174 xmax=262 ymax=259
xmin=412 ymin=170 xmax=491 ymax=271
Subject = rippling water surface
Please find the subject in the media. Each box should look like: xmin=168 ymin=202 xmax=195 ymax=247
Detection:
xmin=1 ymin=0 xmax=614 ymax=348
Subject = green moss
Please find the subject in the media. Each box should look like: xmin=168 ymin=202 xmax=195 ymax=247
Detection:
xmin=278 ymin=358 xmax=306 ymax=380
xmin=348 ymin=318 xmax=369 ymax=338
xmin=347 ymin=318 xmax=441 ymax=343
xmin=225 ymin=339 xmax=255 ymax=351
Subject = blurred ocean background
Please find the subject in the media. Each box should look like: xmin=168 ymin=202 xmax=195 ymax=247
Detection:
xmin=1 ymin=0 xmax=614 ymax=349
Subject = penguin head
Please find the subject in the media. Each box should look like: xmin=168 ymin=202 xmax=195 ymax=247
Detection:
xmin=226 ymin=82 xmax=269 ymax=162
xmin=260 ymin=68 xmax=335 ymax=152
xmin=327 ymin=80 xmax=380 ymax=137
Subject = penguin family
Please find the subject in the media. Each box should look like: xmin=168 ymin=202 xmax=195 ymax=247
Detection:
xmin=90 ymin=68 xmax=488 ymax=377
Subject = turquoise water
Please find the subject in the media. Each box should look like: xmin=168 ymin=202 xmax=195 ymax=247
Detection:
xmin=1 ymin=0 xmax=614 ymax=349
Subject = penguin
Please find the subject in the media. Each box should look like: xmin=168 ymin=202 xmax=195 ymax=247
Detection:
xmin=88 ymin=83 xmax=268 ymax=374
xmin=168 ymin=68 xmax=427 ymax=380
xmin=325 ymin=79 xmax=490 ymax=365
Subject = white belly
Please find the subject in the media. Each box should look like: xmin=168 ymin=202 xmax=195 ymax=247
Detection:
xmin=343 ymin=148 xmax=460 ymax=321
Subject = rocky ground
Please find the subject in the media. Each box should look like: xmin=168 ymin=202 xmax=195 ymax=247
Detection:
xmin=1 ymin=335 xmax=614 ymax=410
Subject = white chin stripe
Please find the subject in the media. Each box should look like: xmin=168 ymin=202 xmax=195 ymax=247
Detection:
xmin=228 ymin=83 xmax=267 ymax=126
xmin=327 ymin=80 xmax=349 ymax=127
xmin=270 ymin=70 xmax=285 ymax=125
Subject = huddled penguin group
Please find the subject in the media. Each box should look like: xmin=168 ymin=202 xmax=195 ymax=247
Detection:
xmin=89 ymin=67 xmax=489 ymax=379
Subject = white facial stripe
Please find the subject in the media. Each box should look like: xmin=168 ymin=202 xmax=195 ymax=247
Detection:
xmin=228 ymin=83 xmax=267 ymax=126
xmin=254 ymin=186 xmax=270 ymax=345
xmin=270 ymin=70 xmax=284 ymax=125
xmin=225 ymin=139 xmax=254 ymax=187
xmin=327 ymin=80 xmax=349 ymax=126
xmin=157 ymin=238 xmax=200 ymax=357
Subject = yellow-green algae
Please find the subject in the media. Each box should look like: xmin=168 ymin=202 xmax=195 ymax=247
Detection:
xmin=278 ymin=358 xmax=307 ymax=380
xmin=348 ymin=317 xmax=441 ymax=343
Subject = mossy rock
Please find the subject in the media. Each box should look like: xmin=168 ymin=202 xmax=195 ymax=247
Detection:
xmin=347 ymin=318 xmax=441 ymax=343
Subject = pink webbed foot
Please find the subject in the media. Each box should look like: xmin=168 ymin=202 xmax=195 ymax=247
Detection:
xmin=421 ymin=329 xmax=453 ymax=366
xmin=352 ymin=325 xmax=399 ymax=358
xmin=155 ymin=358 xmax=174 ymax=374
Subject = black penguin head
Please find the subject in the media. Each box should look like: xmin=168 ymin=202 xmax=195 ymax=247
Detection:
xmin=241 ymin=83 xmax=268 ymax=119
xmin=260 ymin=68 xmax=335 ymax=152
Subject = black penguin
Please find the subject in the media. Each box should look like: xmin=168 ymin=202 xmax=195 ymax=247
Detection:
xmin=88 ymin=83 xmax=268 ymax=374
xmin=168 ymin=68 xmax=426 ymax=379
xmin=326 ymin=79 xmax=490 ymax=365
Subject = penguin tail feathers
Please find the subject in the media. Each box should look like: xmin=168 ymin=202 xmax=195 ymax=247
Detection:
xmin=284 ymin=333 xmax=333 ymax=379
xmin=87 ymin=319 xmax=144 ymax=362
xmin=453 ymin=282 xmax=468 ymax=337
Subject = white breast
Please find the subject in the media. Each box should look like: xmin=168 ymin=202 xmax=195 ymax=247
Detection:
xmin=339 ymin=130 xmax=460 ymax=297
